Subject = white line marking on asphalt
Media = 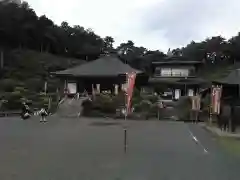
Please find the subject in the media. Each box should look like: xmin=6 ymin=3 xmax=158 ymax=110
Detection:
xmin=188 ymin=128 xmax=209 ymax=154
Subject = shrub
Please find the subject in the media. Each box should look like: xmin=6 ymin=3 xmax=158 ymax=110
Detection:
xmin=175 ymin=96 xmax=192 ymax=120
xmin=134 ymin=100 xmax=152 ymax=112
xmin=82 ymin=99 xmax=93 ymax=115
xmin=133 ymin=88 xmax=141 ymax=98
xmin=144 ymin=94 xmax=159 ymax=104
xmin=201 ymin=93 xmax=210 ymax=111
xmin=3 ymin=91 xmax=23 ymax=110
xmin=149 ymin=103 xmax=159 ymax=115
xmin=131 ymin=89 xmax=143 ymax=106
xmin=25 ymin=78 xmax=43 ymax=92
xmin=48 ymin=101 xmax=58 ymax=113
xmin=92 ymin=94 xmax=115 ymax=114
xmin=0 ymin=79 xmax=18 ymax=92
xmin=132 ymin=96 xmax=143 ymax=107
xmin=111 ymin=92 xmax=125 ymax=107
xmin=47 ymin=78 xmax=61 ymax=93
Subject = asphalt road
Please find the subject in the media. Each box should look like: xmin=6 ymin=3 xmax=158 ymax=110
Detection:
xmin=0 ymin=116 xmax=240 ymax=180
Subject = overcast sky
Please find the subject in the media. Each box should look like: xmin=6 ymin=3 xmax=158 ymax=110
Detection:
xmin=26 ymin=0 xmax=240 ymax=52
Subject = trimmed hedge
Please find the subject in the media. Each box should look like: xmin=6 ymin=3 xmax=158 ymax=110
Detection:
xmin=175 ymin=96 xmax=192 ymax=121
xmin=82 ymin=92 xmax=161 ymax=119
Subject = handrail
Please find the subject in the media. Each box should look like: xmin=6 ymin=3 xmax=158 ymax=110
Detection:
xmin=69 ymin=93 xmax=80 ymax=104
xmin=58 ymin=96 xmax=67 ymax=106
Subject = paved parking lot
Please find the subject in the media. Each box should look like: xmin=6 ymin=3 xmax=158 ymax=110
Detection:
xmin=0 ymin=116 xmax=240 ymax=180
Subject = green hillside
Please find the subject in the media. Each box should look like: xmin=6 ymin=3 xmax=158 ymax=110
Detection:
xmin=0 ymin=49 xmax=85 ymax=110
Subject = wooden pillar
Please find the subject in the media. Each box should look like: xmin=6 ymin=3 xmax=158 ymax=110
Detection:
xmin=121 ymin=84 xmax=124 ymax=91
xmin=64 ymin=80 xmax=67 ymax=89
xmin=64 ymin=80 xmax=68 ymax=97
xmin=96 ymin=84 xmax=100 ymax=93
xmin=115 ymin=84 xmax=119 ymax=95
xmin=44 ymin=81 xmax=48 ymax=95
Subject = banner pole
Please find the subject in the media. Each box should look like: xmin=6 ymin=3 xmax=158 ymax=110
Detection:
xmin=123 ymin=72 xmax=136 ymax=153
xmin=209 ymin=86 xmax=213 ymax=125
xmin=124 ymin=73 xmax=128 ymax=153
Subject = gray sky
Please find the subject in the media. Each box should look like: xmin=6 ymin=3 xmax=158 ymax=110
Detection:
xmin=26 ymin=0 xmax=240 ymax=52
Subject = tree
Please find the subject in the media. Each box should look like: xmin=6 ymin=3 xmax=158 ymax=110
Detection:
xmin=172 ymin=48 xmax=182 ymax=56
xmin=103 ymin=36 xmax=114 ymax=53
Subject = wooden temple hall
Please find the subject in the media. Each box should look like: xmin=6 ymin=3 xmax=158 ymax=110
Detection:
xmin=52 ymin=55 xmax=148 ymax=95
xmin=148 ymin=55 xmax=208 ymax=100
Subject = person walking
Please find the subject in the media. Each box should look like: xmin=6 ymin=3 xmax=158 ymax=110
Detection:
xmin=39 ymin=107 xmax=48 ymax=122
xmin=21 ymin=102 xmax=31 ymax=120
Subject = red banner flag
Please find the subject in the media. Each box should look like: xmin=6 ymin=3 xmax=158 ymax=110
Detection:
xmin=211 ymin=86 xmax=222 ymax=114
xmin=125 ymin=72 xmax=136 ymax=114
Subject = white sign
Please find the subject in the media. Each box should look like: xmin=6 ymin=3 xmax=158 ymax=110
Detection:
xmin=96 ymin=84 xmax=100 ymax=93
xmin=175 ymin=89 xmax=181 ymax=100
xmin=67 ymin=82 xmax=77 ymax=94
xmin=122 ymin=83 xmax=128 ymax=92
xmin=188 ymin=89 xmax=194 ymax=97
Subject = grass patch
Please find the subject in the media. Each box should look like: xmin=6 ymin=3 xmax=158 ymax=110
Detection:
xmin=218 ymin=137 xmax=240 ymax=157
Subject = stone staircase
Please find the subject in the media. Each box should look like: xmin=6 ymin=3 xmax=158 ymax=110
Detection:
xmin=56 ymin=96 xmax=89 ymax=118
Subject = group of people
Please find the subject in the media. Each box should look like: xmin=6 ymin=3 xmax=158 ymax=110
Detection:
xmin=21 ymin=102 xmax=48 ymax=122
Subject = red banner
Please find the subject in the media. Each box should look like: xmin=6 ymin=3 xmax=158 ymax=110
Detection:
xmin=211 ymin=86 xmax=222 ymax=114
xmin=125 ymin=72 xmax=136 ymax=114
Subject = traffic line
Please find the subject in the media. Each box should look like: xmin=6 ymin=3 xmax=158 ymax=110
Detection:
xmin=188 ymin=128 xmax=209 ymax=154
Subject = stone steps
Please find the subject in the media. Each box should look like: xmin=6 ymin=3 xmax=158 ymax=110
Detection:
xmin=56 ymin=97 xmax=89 ymax=118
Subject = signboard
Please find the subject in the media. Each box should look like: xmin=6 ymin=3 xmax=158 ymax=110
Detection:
xmin=188 ymin=89 xmax=194 ymax=97
xmin=174 ymin=89 xmax=181 ymax=100
xmin=67 ymin=82 xmax=77 ymax=94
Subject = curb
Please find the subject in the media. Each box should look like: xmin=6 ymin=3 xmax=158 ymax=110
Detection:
xmin=200 ymin=124 xmax=240 ymax=139
xmin=202 ymin=125 xmax=221 ymax=136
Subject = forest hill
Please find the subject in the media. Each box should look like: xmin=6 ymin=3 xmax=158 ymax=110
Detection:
xmin=0 ymin=1 xmax=239 ymax=111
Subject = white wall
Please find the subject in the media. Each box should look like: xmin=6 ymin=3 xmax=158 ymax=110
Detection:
xmin=155 ymin=67 xmax=190 ymax=77
xmin=174 ymin=89 xmax=181 ymax=99
xmin=67 ymin=82 xmax=77 ymax=94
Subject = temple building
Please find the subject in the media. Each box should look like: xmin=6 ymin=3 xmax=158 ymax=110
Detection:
xmin=148 ymin=55 xmax=207 ymax=100
xmin=52 ymin=54 xmax=148 ymax=95
xmin=212 ymin=69 xmax=240 ymax=98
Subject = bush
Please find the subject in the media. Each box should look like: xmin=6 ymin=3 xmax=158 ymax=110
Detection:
xmin=144 ymin=94 xmax=159 ymax=104
xmin=25 ymin=78 xmax=43 ymax=92
xmin=201 ymin=94 xmax=210 ymax=111
xmin=82 ymin=92 xmax=162 ymax=119
xmin=132 ymin=96 xmax=143 ymax=107
xmin=3 ymin=91 xmax=23 ymax=110
xmin=148 ymin=103 xmax=159 ymax=116
xmin=82 ymin=99 xmax=93 ymax=115
xmin=47 ymin=78 xmax=61 ymax=93
xmin=134 ymin=100 xmax=152 ymax=112
xmin=133 ymin=88 xmax=141 ymax=98
xmin=0 ymin=79 xmax=18 ymax=92
xmin=82 ymin=92 xmax=130 ymax=116
xmin=175 ymin=96 xmax=192 ymax=120
xmin=132 ymin=89 xmax=143 ymax=106
xmin=91 ymin=94 xmax=115 ymax=114
xmin=111 ymin=92 xmax=125 ymax=107
xmin=48 ymin=101 xmax=58 ymax=113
